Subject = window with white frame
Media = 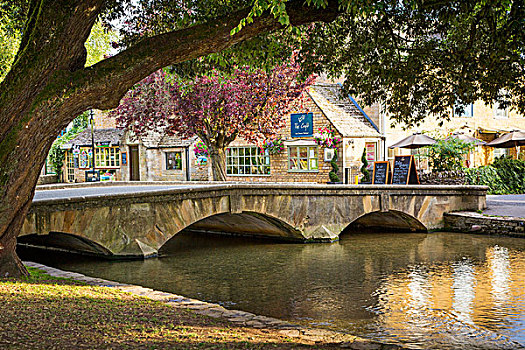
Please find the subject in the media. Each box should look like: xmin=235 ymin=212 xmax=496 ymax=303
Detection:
xmin=95 ymin=147 xmax=120 ymax=168
xmin=66 ymin=152 xmax=75 ymax=182
xmin=288 ymin=146 xmax=318 ymax=171
xmin=226 ymin=147 xmax=270 ymax=175
xmin=493 ymin=102 xmax=509 ymax=118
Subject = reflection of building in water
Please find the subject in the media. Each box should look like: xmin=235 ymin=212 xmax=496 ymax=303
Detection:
xmin=407 ymin=267 xmax=431 ymax=315
xmin=372 ymin=244 xmax=524 ymax=345
xmin=488 ymin=246 xmax=510 ymax=305
xmin=452 ymin=259 xmax=476 ymax=325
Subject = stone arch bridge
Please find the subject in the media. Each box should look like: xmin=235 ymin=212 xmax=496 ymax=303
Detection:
xmin=21 ymin=183 xmax=486 ymax=258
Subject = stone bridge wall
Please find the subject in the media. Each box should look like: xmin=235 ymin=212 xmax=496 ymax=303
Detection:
xmin=21 ymin=184 xmax=487 ymax=258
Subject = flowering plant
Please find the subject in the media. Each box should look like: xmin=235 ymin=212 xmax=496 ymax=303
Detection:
xmin=193 ymin=140 xmax=209 ymax=156
xmin=261 ymin=138 xmax=285 ymax=155
xmin=314 ymin=127 xmax=342 ymax=148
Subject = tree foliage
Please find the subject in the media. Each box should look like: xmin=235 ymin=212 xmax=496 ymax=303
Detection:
xmin=299 ymin=0 xmax=525 ymax=128
xmin=111 ymin=63 xmax=314 ymax=180
xmin=47 ymin=114 xmax=89 ymax=179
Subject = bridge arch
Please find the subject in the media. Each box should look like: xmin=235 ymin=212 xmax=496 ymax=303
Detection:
xmin=158 ymin=211 xmax=305 ymax=254
xmin=180 ymin=211 xmax=305 ymax=240
xmin=17 ymin=232 xmax=113 ymax=256
xmin=343 ymin=210 xmax=427 ymax=234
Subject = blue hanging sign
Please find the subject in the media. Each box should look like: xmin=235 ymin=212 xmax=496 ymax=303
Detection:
xmin=290 ymin=113 xmax=313 ymax=137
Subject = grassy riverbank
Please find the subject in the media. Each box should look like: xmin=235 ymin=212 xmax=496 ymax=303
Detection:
xmin=0 ymin=268 xmax=352 ymax=349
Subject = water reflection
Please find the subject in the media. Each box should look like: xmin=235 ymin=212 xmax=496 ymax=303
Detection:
xmin=19 ymin=231 xmax=525 ymax=350
xmin=452 ymin=259 xmax=476 ymax=324
xmin=489 ymin=246 xmax=510 ymax=305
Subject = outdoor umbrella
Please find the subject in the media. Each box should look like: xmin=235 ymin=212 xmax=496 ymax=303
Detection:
xmin=486 ymin=130 xmax=525 ymax=158
xmin=445 ymin=132 xmax=486 ymax=146
xmin=388 ymin=132 xmax=436 ymax=171
xmin=486 ymin=130 xmax=525 ymax=148
xmin=388 ymin=132 xmax=437 ymax=149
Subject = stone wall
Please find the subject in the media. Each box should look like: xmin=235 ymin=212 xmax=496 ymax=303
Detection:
xmin=93 ymin=110 xmax=117 ymax=129
xmin=419 ymin=170 xmax=467 ymax=185
xmin=444 ymin=212 xmax=525 ymax=237
xmin=37 ymin=174 xmax=58 ymax=185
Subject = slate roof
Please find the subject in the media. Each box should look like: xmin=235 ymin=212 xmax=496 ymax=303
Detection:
xmin=139 ymin=129 xmax=196 ymax=148
xmin=61 ymin=128 xmax=124 ymax=149
xmin=308 ymin=83 xmax=382 ymax=138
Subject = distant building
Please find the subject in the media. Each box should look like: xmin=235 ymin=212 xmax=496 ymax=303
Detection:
xmin=61 ymin=128 xmax=125 ymax=182
xmin=366 ymin=100 xmax=525 ymax=170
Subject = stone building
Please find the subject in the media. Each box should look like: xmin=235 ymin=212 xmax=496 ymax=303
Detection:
xmin=380 ymin=100 xmax=525 ymax=170
xmin=223 ymin=83 xmax=383 ymax=183
xmin=60 ymin=110 xmax=210 ymax=183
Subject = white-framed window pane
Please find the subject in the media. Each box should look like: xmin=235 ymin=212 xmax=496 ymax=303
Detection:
xmin=288 ymin=146 xmax=319 ymax=171
xmin=454 ymin=103 xmax=474 ymax=117
xmin=226 ymin=147 xmax=270 ymax=175
xmin=494 ymin=102 xmax=508 ymax=118
xmin=494 ymin=148 xmax=509 ymax=159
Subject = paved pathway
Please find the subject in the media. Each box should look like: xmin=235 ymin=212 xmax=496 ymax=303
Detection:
xmin=483 ymin=194 xmax=525 ymax=218
xmin=33 ymin=185 xmax=211 ymax=202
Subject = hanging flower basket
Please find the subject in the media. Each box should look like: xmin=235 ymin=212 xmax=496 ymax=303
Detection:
xmin=314 ymin=127 xmax=342 ymax=148
xmin=193 ymin=140 xmax=209 ymax=157
xmin=261 ymin=138 xmax=285 ymax=155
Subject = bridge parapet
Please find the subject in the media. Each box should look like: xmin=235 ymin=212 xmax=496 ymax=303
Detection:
xmin=21 ymin=184 xmax=487 ymax=258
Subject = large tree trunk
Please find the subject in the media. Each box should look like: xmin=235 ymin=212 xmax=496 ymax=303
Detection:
xmin=209 ymin=148 xmax=228 ymax=181
xmin=0 ymin=0 xmax=339 ymax=276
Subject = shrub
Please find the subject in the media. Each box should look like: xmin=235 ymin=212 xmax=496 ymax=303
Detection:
xmin=360 ymin=148 xmax=370 ymax=183
xmin=427 ymin=138 xmax=474 ymax=171
xmin=466 ymin=157 xmax=525 ymax=194
xmin=329 ymin=149 xmax=340 ymax=183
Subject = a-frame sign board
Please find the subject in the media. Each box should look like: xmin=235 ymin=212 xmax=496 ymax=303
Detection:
xmin=391 ymin=155 xmax=420 ymax=184
xmin=372 ymin=161 xmax=390 ymax=184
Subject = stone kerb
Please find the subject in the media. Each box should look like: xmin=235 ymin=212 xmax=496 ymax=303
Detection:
xmin=24 ymin=184 xmax=488 ymax=258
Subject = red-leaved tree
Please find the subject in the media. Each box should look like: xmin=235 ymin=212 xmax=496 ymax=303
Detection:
xmin=112 ymin=62 xmax=315 ymax=180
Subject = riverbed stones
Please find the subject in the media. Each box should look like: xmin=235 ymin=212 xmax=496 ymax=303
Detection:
xmin=24 ymin=261 xmax=405 ymax=349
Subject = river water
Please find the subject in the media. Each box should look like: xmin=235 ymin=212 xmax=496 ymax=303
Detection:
xmin=20 ymin=231 xmax=525 ymax=349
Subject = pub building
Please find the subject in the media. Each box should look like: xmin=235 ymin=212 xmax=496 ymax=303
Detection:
xmin=61 ymin=128 xmax=125 ymax=182
xmin=223 ymin=83 xmax=384 ymax=183
xmin=61 ymin=127 xmax=209 ymax=183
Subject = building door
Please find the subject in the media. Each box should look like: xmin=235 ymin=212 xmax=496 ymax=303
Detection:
xmin=129 ymin=146 xmax=140 ymax=181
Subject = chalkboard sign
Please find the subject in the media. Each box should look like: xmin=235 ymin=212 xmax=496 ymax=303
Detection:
xmin=391 ymin=155 xmax=420 ymax=184
xmin=290 ymin=113 xmax=313 ymax=137
xmin=372 ymin=161 xmax=390 ymax=184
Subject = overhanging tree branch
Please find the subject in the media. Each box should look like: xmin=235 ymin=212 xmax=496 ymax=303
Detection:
xmin=72 ymin=0 xmax=340 ymax=111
